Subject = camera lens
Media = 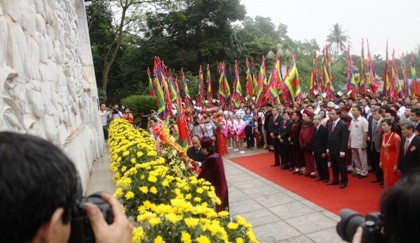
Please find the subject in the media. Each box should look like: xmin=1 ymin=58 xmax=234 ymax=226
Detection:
xmin=336 ymin=209 xmax=365 ymax=242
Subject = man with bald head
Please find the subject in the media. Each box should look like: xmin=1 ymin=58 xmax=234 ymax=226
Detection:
xmin=187 ymin=135 xmax=206 ymax=167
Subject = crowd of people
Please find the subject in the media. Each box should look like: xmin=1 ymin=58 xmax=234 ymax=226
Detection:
xmin=156 ymin=94 xmax=420 ymax=190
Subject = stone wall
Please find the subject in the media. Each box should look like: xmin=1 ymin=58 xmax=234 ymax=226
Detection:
xmin=0 ymin=0 xmax=104 ymax=190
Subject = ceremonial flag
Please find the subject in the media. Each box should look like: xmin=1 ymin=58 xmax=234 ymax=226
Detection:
xmin=255 ymin=56 xmax=267 ymax=107
xmin=411 ymin=55 xmax=420 ymax=97
xmin=197 ymin=65 xmax=205 ymax=106
xmin=366 ymin=40 xmax=380 ymax=95
xmin=251 ymin=59 xmax=258 ymax=91
xmin=402 ymin=53 xmax=409 ymax=97
xmin=181 ymin=68 xmax=191 ymax=106
xmin=392 ymin=49 xmax=403 ymax=98
xmin=206 ymin=64 xmax=213 ymax=101
xmin=168 ymin=73 xmax=178 ymax=103
xmin=309 ymin=50 xmax=319 ymax=96
xmin=346 ymin=45 xmax=357 ymax=97
xmin=359 ymin=39 xmax=366 ymax=94
xmin=245 ymin=58 xmax=254 ymax=99
xmin=322 ymin=46 xmax=334 ymax=99
xmin=153 ymin=57 xmax=168 ymax=118
xmin=267 ymin=56 xmax=280 ymax=103
xmin=172 ymin=76 xmax=191 ymax=150
xmin=283 ymin=54 xmax=302 ymax=103
xmin=147 ymin=67 xmax=155 ymax=96
xmin=218 ymin=62 xmax=231 ymax=105
xmin=232 ymin=60 xmax=244 ymax=108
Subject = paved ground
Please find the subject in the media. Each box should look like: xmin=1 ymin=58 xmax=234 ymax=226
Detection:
xmin=86 ymin=147 xmax=345 ymax=243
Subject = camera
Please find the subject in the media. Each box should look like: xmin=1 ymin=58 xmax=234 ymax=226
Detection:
xmin=336 ymin=208 xmax=384 ymax=243
xmin=69 ymin=192 xmax=114 ymax=243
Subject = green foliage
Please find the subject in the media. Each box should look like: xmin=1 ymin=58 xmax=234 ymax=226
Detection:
xmin=121 ymin=95 xmax=158 ymax=120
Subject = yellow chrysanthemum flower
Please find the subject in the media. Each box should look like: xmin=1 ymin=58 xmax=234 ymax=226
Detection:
xmin=235 ymin=238 xmax=244 ymax=243
xmin=196 ymin=188 xmax=204 ymax=194
xmin=114 ymin=188 xmax=123 ymax=197
xmin=125 ymin=191 xmax=135 ymax=200
xmin=227 ymin=222 xmax=239 ymax=230
xmin=154 ymin=235 xmax=164 ymax=243
xmin=122 ymin=150 xmax=130 ymax=157
xmin=148 ymin=175 xmax=158 ymax=183
xmin=184 ymin=217 xmax=199 ymax=228
xmin=197 ymin=235 xmax=211 ymax=243
xmin=139 ymin=186 xmax=148 ymax=194
xmin=132 ymin=227 xmax=144 ymax=242
xmin=180 ymin=231 xmax=192 ymax=243
xmin=149 ymin=217 xmax=161 ymax=226
xmin=150 ymin=186 xmax=158 ymax=194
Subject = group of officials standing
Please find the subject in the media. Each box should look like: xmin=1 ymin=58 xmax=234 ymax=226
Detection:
xmin=262 ymin=97 xmax=420 ymax=189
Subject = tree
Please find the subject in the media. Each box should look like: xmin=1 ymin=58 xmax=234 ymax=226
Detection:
xmin=326 ymin=23 xmax=349 ymax=57
xmin=86 ymin=0 xmax=179 ymax=98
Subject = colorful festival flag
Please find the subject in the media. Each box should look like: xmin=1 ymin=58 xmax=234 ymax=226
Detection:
xmin=181 ymin=68 xmax=191 ymax=106
xmin=346 ymin=46 xmax=357 ymax=97
xmin=232 ymin=60 xmax=244 ymax=108
xmin=197 ymin=65 xmax=205 ymax=106
xmin=309 ymin=50 xmax=319 ymax=96
xmin=283 ymin=54 xmax=302 ymax=103
xmin=359 ymin=39 xmax=366 ymax=94
xmin=322 ymin=46 xmax=334 ymax=99
xmin=411 ymin=55 xmax=420 ymax=97
xmin=217 ymin=62 xmax=231 ymax=105
xmin=206 ymin=64 xmax=213 ymax=101
xmin=245 ymin=58 xmax=254 ymax=99
xmin=366 ymin=40 xmax=380 ymax=95
xmin=254 ymin=56 xmax=267 ymax=107
xmin=153 ymin=57 xmax=169 ymax=118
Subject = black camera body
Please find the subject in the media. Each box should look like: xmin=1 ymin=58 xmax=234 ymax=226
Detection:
xmin=69 ymin=192 xmax=114 ymax=243
xmin=336 ymin=208 xmax=384 ymax=243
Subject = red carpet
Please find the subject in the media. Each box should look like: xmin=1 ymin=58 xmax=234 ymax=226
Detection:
xmin=230 ymin=152 xmax=384 ymax=216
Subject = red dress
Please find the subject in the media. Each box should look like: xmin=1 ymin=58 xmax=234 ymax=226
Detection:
xmin=215 ymin=119 xmax=228 ymax=156
xmin=380 ymin=132 xmax=401 ymax=189
xmin=198 ymin=152 xmax=229 ymax=212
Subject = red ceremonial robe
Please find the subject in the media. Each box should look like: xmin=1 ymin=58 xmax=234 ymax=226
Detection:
xmin=198 ymin=152 xmax=229 ymax=212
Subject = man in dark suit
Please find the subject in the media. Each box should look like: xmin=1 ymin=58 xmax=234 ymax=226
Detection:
xmin=409 ymin=108 xmax=420 ymax=136
xmin=278 ymin=111 xmax=293 ymax=169
xmin=398 ymin=122 xmax=420 ymax=177
xmin=268 ymin=107 xmax=283 ymax=167
xmin=368 ymin=108 xmax=384 ymax=184
xmin=187 ymin=135 xmax=206 ymax=167
xmin=326 ymin=108 xmax=349 ymax=188
xmin=313 ymin=114 xmax=329 ymax=182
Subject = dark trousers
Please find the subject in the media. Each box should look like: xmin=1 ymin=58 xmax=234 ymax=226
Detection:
xmin=330 ymin=153 xmax=348 ymax=184
xmin=245 ymin=126 xmax=255 ymax=148
xmin=370 ymin=147 xmax=383 ymax=182
xmin=103 ymin=126 xmax=108 ymax=140
xmin=279 ymin=143 xmax=291 ymax=167
xmin=291 ymin=145 xmax=305 ymax=168
xmin=314 ymin=154 xmax=329 ymax=180
xmin=273 ymin=138 xmax=281 ymax=165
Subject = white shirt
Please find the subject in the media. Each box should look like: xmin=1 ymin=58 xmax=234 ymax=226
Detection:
xmin=348 ymin=116 xmax=369 ymax=148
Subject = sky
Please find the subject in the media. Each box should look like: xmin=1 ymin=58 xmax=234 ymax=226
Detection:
xmin=240 ymin=0 xmax=420 ymax=58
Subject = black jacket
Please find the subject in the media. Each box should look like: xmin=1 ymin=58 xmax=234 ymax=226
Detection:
xmin=313 ymin=124 xmax=329 ymax=156
xmin=398 ymin=136 xmax=420 ymax=177
xmin=327 ymin=119 xmax=349 ymax=155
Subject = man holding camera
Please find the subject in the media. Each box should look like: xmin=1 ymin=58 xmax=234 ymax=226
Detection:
xmin=0 ymin=132 xmax=133 ymax=242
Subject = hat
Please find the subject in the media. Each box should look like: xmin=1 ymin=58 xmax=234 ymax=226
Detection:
xmin=340 ymin=106 xmax=350 ymax=112
xmin=302 ymin=109 xmax=313 ymax=117
xmin=201 ymin=138 xmax=214 ymax=148
xmin=284 ymin=102 xmax=292 ymax=108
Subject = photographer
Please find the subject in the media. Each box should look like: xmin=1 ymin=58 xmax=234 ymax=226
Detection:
xmin=339 ymin=173 xmax=420 ymax=243
xmin=0 ymin=132 xmax=132 ymax=243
